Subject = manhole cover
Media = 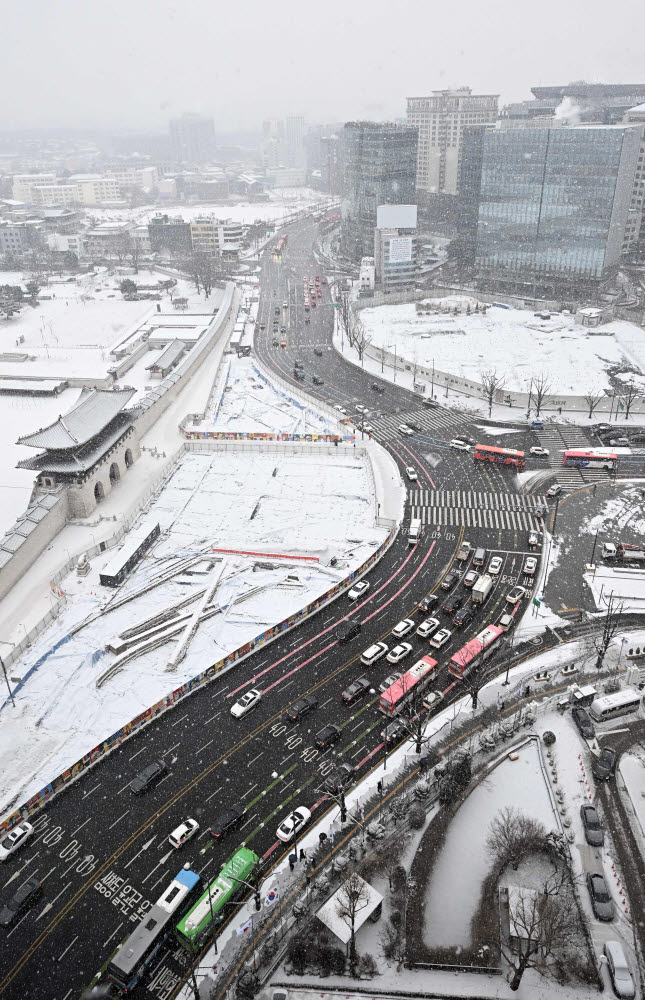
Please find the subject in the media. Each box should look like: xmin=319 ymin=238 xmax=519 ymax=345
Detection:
xmin=531 ymin=637 xmax=543 ymax=646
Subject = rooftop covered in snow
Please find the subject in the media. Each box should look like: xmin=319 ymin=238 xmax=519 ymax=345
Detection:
xmin=17 ymin=388 xmax=136 ymax=451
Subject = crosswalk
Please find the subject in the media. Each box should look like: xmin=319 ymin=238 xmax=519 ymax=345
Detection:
xmin=537 ymin=426 xmax=611 ymax=490
xmin=409 ymin=488 xmax=547 ymax=530
xmin=366 ymin=404 xmax=465 ymax=441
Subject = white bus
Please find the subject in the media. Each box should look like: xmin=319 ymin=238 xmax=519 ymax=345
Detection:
xmin=589 ymin=688 xmax=642 ymax=723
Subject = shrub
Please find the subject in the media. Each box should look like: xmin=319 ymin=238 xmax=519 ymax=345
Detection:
xmin=409 ymin=802 xmax=425 ymax=829
xmin=392 ymin=864 xmax=407 ymax=893
xmin=359 ymin=953 xmax=378 ymax=977
xmin=389 ymin=909 xmax=402 ymax=928
xmin=287 ymin=935 xmax=309 ymax=975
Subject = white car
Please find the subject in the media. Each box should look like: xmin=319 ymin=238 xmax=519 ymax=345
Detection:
xmin=391 ymin=618 xmax=415 ymax=638
xmin=506 ymin=585 xmax=526 ymax=605
xmin=230 ymin=688 xmax=262 ymax=718
xmin=168 ymin=818 xmax=200 ymax=849
xmin=450 ymin=439 xmax=470 ymax=451
xmin=405 ymin=466 xmax=418 ymax=481
xmin=429 ymin=627 xmax=452 ymax=649
xmin=523 ymin=556 xmax=537 ymax=575
xmin=528 ymin=530 xmax=540 ymax=547
xmin=334 ymin=405 xmax=347 ymax=415
xmin=530 ymin=446 xmax=550 ymax=457
xmin=399 ymin=424 xmax=414 ymax=436
xmin=355 ymin=404 xmax=368 ymax=414
xmin=488 ymin=556 xmax=503 ymax=575
xmin=386 ymin=642 xmax=413 ymax=664
xmin=348 ymin=579 xmax=369 ymax=601
xmin=359 ymin=423 xmax=373 ymax=433
xmin=416 ymin=617 xmax=440 ymax=638
xmin=0 ymin=821 xmax=34 ymax=862
xmin=276 ymin=806 xmax=311 ymax=843
xmin=379 ymin=671 xmax=403 ymax=693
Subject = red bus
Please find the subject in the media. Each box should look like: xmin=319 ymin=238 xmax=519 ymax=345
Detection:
xmin=448 ymin=624 xmax=504 ymax=679
xmin=272 ymin=235 xmax=288 ymax=260
xmin=473 ymin=444 xmax=525 ymax=469
xmin=562 ymin=449 xmax=617 ymax=472
xmin=378 ymin=655 xmax=438 ymax=716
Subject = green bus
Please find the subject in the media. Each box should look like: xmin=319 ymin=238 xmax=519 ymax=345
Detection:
xmin=175 ymin=846 xmax=259 ymax=952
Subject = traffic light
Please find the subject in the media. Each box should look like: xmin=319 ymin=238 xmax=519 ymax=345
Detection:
xmin=254 ymin=891 xmax=261 ymax=911
xmin=340 ymin=793 xmax=347 ymax=823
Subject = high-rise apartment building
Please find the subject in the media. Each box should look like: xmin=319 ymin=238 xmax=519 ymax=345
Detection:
xmin=341 ymin=122 xmax=418 ymax=260
xmin=169 ymin=114 xmax=216 ymax=163
xmin=406 ymin=88 xmax=498 ymax=195
xmin=285 ymin=116 xmax=305 ymax=168
xmin=458 ymin=123 xmax=642 ymax=291
xmin=622 ymin=103 xmax=645 ymax=251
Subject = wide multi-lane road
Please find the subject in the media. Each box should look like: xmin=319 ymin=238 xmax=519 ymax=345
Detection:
xmin=0 ymin=217 xmax=558 ymax=1000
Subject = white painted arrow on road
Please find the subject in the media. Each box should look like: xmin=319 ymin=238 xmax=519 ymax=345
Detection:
xmin=124 ymin=835 xmax=156 ymax=870
xmin=142 ymin=849 xmax=173 ymax=884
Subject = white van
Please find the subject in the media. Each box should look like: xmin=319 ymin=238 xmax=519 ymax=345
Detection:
xmin=360 ymin=642 xmax=388 ymax=666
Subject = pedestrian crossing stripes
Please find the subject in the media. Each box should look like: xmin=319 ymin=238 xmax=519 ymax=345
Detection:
xmin=368 ymin=405 xmax=465 ymax=441
xmin=536 ymin=427 xmax=614 ymax=490
xmin=410 ymin=505 xmax=541 ymax=530
xmin=409 ymin=489 xmax=547 ymax=511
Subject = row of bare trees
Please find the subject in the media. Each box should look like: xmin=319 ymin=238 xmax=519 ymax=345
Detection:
xmin=338 ymin=291 xmax=372 ymax=362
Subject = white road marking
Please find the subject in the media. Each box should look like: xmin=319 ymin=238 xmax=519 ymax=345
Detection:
xmin=142 ymin=850 xmax=173 ymax=884
xmin=71 ymin=817 xmax=91 ymax=836
xmin=351 ymin=747 xmax=365 ymax=759
xmin=82 ymin=783 xmax=101 ymax=800
xmin=197 ymin=739 xmax=214 ymax=755
xmin=117 ymin=781 xmax=133 ymax=795
xmin=108 ymin=810 xmax=129 ymax=831
xmin=124 ymin=836 xmax=156 ymax=870
xmin=40 ymin=866 xmax=57 ymax=883
xmin=128 ymin=746 xmax=146 ymax=761
xmin=205 ymin=786 xmax=223 ymax=804
xmin=56 ymin=935 xmax=78 ymax=962
xmin=205 ymin=712 xmax=221 ymax=724
xmin=6 ymin=911 xmax=31 ymax=938
xmin=242 ymin=783 xmax=258 ymax=799
xmin=102 ymin=921 xmax=123 ymax=948
xmin=170 ymin=714 xmax=188 ymax=728
xmin=248 ymin=752 xmax=264 ymax=766
xmin=281 ymin=779 xmax=294 ymax=792
xmin=240 ymin=813 xmax=257 ymax=830
xmin=350 ymin=719 xmax=365 ymax=731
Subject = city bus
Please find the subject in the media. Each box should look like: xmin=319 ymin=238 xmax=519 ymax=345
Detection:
xmin=448 ymin=624 xmax=504 ymax=679
xmin=589 ymin=688 xmax=642 ymax=723
xmin=473 ymin=444 xmax=525 ymax=469
xmin=107 ymin=866 xmax=201 ymax=993
xmin=562 ymin=449 xmax=617 ymax=472
xmin=378 ymin=655 xmax=438 ymax=716
xmin=272 ymin=234 xmax=288 ymax=261
xmin=175 ymin=847 xmax=259 ymax=952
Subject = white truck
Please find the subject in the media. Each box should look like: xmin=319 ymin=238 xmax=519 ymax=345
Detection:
xmin=602 ymin=542 xmax=645 ymax=562
xmin=471 ymin=574 xmax=493 ymax=604
xmin=408 ymin=518 xmax=422 ymax=545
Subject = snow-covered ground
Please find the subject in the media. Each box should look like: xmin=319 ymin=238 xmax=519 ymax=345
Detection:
xmin=193 ymin=355 xmax=340 ymax=437
xmin=358 ymin=296 xmax=645 ymax=395
xmin=619 ymin=751 xmax=645 ymax=842
xmin=0 ymin=449 xmax=386 ymax=815
xmin=423 ymin=738 xmax=558 ymax=948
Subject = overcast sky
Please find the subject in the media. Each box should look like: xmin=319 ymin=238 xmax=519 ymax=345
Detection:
xmin=3 ymin=0 xmax=645 ymax=132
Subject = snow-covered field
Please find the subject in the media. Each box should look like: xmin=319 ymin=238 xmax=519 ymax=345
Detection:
xmin=194 ymin=355 xmax=339 ymax=437
xmin=359 ymin=296 xmax=645 ymax=395
xmin=0 ymin=448 xmax=386 ymax=815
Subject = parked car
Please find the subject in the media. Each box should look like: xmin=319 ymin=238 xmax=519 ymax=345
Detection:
xmin=442 ymin=594 xmax=462 ymax=615
xmin=416 ymin=617 xmax=440 ymax=639
xmin=348 ymin=580 xmax=369 ymax=601
xmin=463 ymin=570 xmax=479 ymax=588
xmin=379 ymin=671 xmax=403 ymax=693
xmin=580 ymin=805 xmax=604 ymax=847
xmin=342 ymin=677 xmax=371 ymax=704
xmin=603 ymin=940 xmax=636 ymax=998
xmin=429 ymin=627 xmax=452 ymax=649
xmin=586 ymin=872 xmax=614 ymax=921
xmin=168 ymin=818 xmax=200 ymax=849
xmin=0 ymin=821 xmax=34 ymax=862
xmin=208 ymin=805 xmax=245 ymax=839
xmin=523 ymin=556 xmax=537 ymax=575
xmin=405 ymin=466 xmax=418 ymax=481
xmin=506 ymin=585 xmax=526 ymax=605
xmin=592 ymin=746 xmax=617 ymax=781
xmin=418 ymin=591 xmax=438 ymax=612
xmin=488 ymin=556 xmax=503 ymax=575
xmin=285 ymin=694 xmax=318 ymax=722
xmin=338 ymin=622 xmax=362 ymax=643
xmin=231 ymin=689 xmax=262 ymax=719
xmin=129 ymin=760 xmax=168 ymax=795
xmin=323 ymin=763 xmax=355 ymax=795
xmin=315 ymin=724 xmax=342 ymax=750
xmin=387 ymin=642 xmax=413 ymax=664
xmin=391 ymin=619 xmax=415 ymax=638
xmin=381 ymin=719 xmax=407 ymax=743
xmin=0 ymin=876 xmax=42 ymax=928
xmin=449 ymin=439 xmax=470 ymax=451
xmin=441 ymin=571 xmax=459 ymax=591
xmin=276 ymin=806 xmax=311 ymax=843
xmin=572 ymin=706 xmax=595 ymax=740
xmin=546 ymin=484 xmax=562 ymax=499
xmin=530 ymin=446 xmax=550 ymax=457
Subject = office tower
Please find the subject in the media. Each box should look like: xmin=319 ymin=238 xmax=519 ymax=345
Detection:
xmin=169 ymin=114 xmax=216 ymax=163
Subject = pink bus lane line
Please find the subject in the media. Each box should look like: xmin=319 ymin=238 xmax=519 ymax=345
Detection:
xmin=226 ymin=539 xmax=422 ymax=700
xmin=387 ymin=439 xmax=436 ymax=490
xmin=259 ymin=542 xmax=435 ymax=697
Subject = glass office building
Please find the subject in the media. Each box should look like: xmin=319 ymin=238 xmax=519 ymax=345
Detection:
xmin=459 ymin=124 xmax=641 ymax=291
xmin=341 ymin=122 xmax=418 ymax=260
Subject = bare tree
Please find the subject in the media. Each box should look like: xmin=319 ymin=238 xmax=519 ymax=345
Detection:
xmin=338 ymin=290 xmax=352 ymax=341
xmin=348 ymin=314 xmax=372 ymax=362
xmin=583 ymin=389 xmax=603 ymax=420
xmin=336 ymin=872 xmax=370 ymax=971
xmin=486 ymin=806 xmax=548 ymax=869
xmin=618 ymin=380 xmax=641 ymax=420
xmin=502 ymin=874 xmax=575 ymax=991
xmin=480 ymin=369 xmax=506 ymax=418
xmin=593 ymin=591 xmax=625 ymax=671
xmin=532 ymin=372 xmax=554 ymax=417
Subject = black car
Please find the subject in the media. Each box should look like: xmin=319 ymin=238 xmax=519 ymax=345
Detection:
xmin=442 ymin=593 xmax=462 ymax=615
xmin=294 ymin=360 xmax=304 ymax=369
xmin=315 ymin=724 xmax=341 ymax=750
xmin=294 ymin=370 xmax=305 ymax=381
xmin=592 ymin=746 xmax=617 ymax=781
xmin=285 ymin=694 xmax=318 ymax=722
xmin=312 ymin=375 xmax=324 ymax=385
xmin=580 ymin=805 xmax=604 ymax=847
xmin=370 ymin=382 xmax=385 ymax=392
xmin=129 ymin=760 xmax=168 ymax=795
xmin=314 ymin=347 xmax=323 ymax=357
xmin=572 ymin=706 xmax=595 ymax=740
xmin=0 ymin=876 xmax=42 ymax=928
xmin=208 ymin=804 xmax=245 ymax=839
xmin=586 ymin=872 xmax=614 ymax=921
xmin=342 ymin=677 xmax=370 ymax=704
xmin=272 ymin=338 xmax=280 ymax=347
xmin=323 ymin=763 xmax=355 ymax=794
xmin=381 ymin=719 xmax=407 ymax=743
xmin=440 ymin=571 xmax=459 ymax=592
xmin=407 ymin=421 xmax=422 ymax=432
xmin=453 ymin=604 xmax=474 ymax=628
xmin=422 ymin=398 xmax=438 ymax=408
xmin=338 ymin=622 xmax=362 ymax=644
xmin=418 ymin=591 xmax=439 ymax=612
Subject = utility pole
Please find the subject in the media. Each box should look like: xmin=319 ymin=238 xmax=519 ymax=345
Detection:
xmin=552 ymin=495 xmax=560 ymax=535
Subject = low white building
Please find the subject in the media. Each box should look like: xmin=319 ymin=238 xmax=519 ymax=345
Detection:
xmin=359 ymin=256 xmax=375 ymax=291
xmin=46 ymin=232 xmax=85 ymax=255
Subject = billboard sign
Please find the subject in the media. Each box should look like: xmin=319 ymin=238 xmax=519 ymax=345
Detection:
xmin=388 ymin=237 xmax=413 ymax=264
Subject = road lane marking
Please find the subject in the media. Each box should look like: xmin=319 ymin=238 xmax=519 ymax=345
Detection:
xmin=108 ymin=811 xmax=129 ymax=831
xmin=56 ymin=935 xmax=78 ymax=963
xmin=128 ymin=746 xmax=146 ymax=762
xmin=205 ymin=786 xmax=223 ymax=804
xmin=241 ymin=783 xmax=258 ymax=799
xmin=197 ymin=739 xmax=214 ymax=755
xmin=82 ymin=783 xmax=101 ymax=800
xmin=248 ymin=752 xmax=264 ymax=766
xmin=102 ymin=921 xmax=123 ymax=949
xmin=71 ymin=818 xmax=91 ymax=836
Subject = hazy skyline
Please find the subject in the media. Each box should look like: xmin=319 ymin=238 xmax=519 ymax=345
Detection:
xmin=3 ymin=0 xmax=645 ymax=132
